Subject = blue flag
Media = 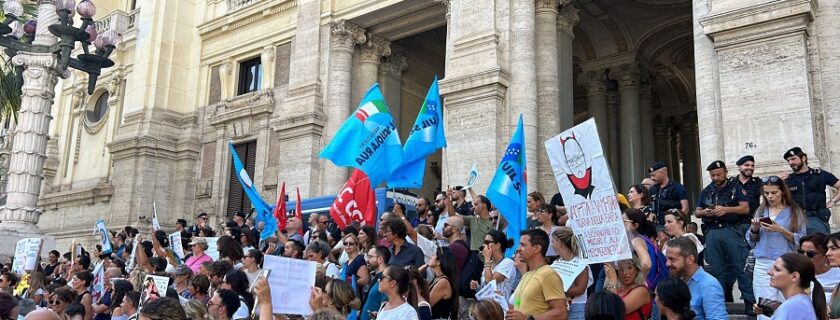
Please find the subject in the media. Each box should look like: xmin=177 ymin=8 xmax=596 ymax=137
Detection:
xmin=388 ymin=76 xmax=447 ymax=188
xmin=320 ymin=84 xmax=403 ymax=186
xmin=228 ymin=143 xmax=278 ymax=240
xmin=486 ymin=115 xmax=527 ymax=258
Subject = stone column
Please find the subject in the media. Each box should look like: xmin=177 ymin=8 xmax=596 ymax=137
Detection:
xmin=535 ymin=0 xmax=560 ymax=194
xmin=680 ymin=114 xmax=701 ymax=209
xmin=653 ymin=120 xmax=671 ymax=167
xmin=355 ymin=34 xmax=391 ymax=107
xmin=556 ymin=4 xmax=579 ymax=131
xmin=617 ymin=63 xmax=643 ymax=190
xmin=693 ymin=0 xmax=724 ymax=174
xmin=606 ymin=88 xmax=620 ymax=181
xmin=379 ymin=53 xmax=408 ymax=130
xmin=669 ymin=125 xmax=682 ymax=182
xmin=579 ymin=70 xmax=608 ymax=150
xmin=0 ymin=1 xmax=61 ymax=236
xmin=322 ymin=21 xmax=366 ymax=194
xmin=510 ymin=0 xmax=539 ymax=192
xmin=639 ymin=81 xmax=655 ymax=169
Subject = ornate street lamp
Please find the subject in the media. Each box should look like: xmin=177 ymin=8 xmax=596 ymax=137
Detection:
xmin=0 ymin=0 xmax=118 ymax=94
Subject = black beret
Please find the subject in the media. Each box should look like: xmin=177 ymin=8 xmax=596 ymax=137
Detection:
xmin=197 ymin=212 xmax=208 ymax=218
xmin=784 ymin=147 xmax=805 ymax=160
xmin=736 ymin=155 xmax=754 ymax=166
xmin=706 ymin=160 xmax=726 ymax=171
xmin=649 ymin=162 xmax=667 ymax=173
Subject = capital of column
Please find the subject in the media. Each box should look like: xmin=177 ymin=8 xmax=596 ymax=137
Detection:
xmin=379 ymin=53 xmax=408 ymax=77
xmin=578 ymin=70 xmax=606 ymax=96
xmin=679 ymin=112 xmax=698 ymax=135
xmin=13 ymin=53 xmax=60 ymax=99
xmin=536 ymin=0 xmax=559 ymax=13
xmin=359 ymin=34 xmax=392 ymax=63
xmin=330 ymin=20 xmax=366 ymax=51
xmin=616 ymin=63 xmax=641 ymax=88
xmin=640 ymin=84 xmax=653 ymax=99
xmin=557 ymin=4 xmax=580 ymax=36
xmin=653 ymin=124 xmax=670 ymax=138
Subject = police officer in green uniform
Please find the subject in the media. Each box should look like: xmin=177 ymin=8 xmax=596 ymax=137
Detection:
xmin=695 ymin=160 xmax=754 ymax=313
xmin=782 ymin=147 xmax=840 ymax=235
xmin=734 ymin=155 xmax=762 ymax=216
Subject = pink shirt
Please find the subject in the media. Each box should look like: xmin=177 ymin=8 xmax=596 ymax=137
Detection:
xmin=185 ymin=253 xmax=213 ymax=274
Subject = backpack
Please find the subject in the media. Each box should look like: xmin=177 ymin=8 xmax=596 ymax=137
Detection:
xmin=640 ymin=235 xmax=668 ymax=291
xmin=458 ymin=250 xmax=484 ymax=299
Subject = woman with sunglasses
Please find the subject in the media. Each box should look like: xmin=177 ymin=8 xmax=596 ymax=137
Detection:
xmin=536 ymin=204 xmax=561 ymax=261
xmin=799 ymin=233 xmax=840 ymax=304
xmin=551 ymin=227 xmax=591 ymax=320
xmin=474 ymin=229 xmax=517 ymax=304
xmin=746 ymin=175 xmax=806 ymax=302
xmin=341 ymin=233 xmax=371 ymax=297
xmin=50 ymin=287 xmax=78 ymax=320
xmin=376 ymin=266 xmax=419 ymax=320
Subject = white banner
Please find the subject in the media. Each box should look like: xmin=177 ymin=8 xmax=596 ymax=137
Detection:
xmin=11 ymin=238 xmax=42 ymax=274
xmin=204 ymin=237 xmax=220 ymax=261
xmin=544 ymin=118 xmax=632 ymax=264
xmin=169 ymin=232 xmax=185 ymax=260
xmin=95 ymin=219 xmax=113 ymax=254
xmin=262 ymin=255 xmax=316 ymax=315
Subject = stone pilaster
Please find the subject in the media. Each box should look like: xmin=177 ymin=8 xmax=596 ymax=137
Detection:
xmin=617 ymin=63 xmax=643 ymax=190
xmin=510 ymin=0 xmax=539 ymax=192
xmin=556 ymin=3 xmax=579 ymax=131
xmin=693 ymin=0 xmax=724 ymax=173
xmin=679 ymin=114 xmax=701 ymax=209
xmin=669 ymin=122 xmax=682 ymax=182
xmin=379 ymin=52 xmax=408 ymax=130
xmin=653 ymin=121 xmax=672 ymax=169
xmin=321 ymin=21 xmax=366 ymax=195
xmin=355 ymin=34 xmax=391 ymax=107
xmin=535 ymin=0 xmax=560 ymax=195
xmin=578 ymin=70 xmax=608 ymax=148
xmin=606 ymin=88 xmax=620 ymax=181
xmin=639 ymin=80 xmax=655 ymax=169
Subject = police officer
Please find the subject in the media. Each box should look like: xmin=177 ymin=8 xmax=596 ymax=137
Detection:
xmin=648 ymin=162 xmax=689 ymax=226
xmin=694 ymin=160 xmax=754 ymax=313
xmin=781 ymin=147 xmax=840 ymax=235
xmin=734 ymin=155 xmax=762 ymax=217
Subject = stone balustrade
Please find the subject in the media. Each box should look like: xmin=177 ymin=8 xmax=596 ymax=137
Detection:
xmin=93 ymin=8 xmax=140 ymax=34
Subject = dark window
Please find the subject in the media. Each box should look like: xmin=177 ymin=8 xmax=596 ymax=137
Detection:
xmin=87 ymin=92 xmax=109 ymax=123
xmin=237 ymin=57 xmax=262 ymax=95
xmin=227 ymin=141 xmax=257 ymax=219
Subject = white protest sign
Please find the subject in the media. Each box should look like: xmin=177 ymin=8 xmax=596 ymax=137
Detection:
xmin=127 ymin=234 xmax=140 ymax=271
xmin=204 ymin=237 xmax=220 ymax=261
xmin=465 ymin=163 xmax=478 ymax=189
xmin=152 ymin=202 xmax=161 ymax=231
xmin=11 ymin=238 xmax=41 ymax=274
xmin=169 ymin=232 xmax=185 ymax=260
xmin=550 ymin=257 xmax=587 ymax=292
xmin=475 ymin=280 xmax=508 ymax=311
xmin=94 ymin=219 xmax=113 ymax=254
xmin=545 ymin=118 xmax=632 ymax=263
xmin=140 ymin=275 xmax=170 ymax=308
xmin=263 ymin=255 xmax=316 ymax=315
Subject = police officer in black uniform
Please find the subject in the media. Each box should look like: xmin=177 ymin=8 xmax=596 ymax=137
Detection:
xmin=734 ymin=155 xmax=762 ymax=217
xmin=782 ymin=147 xmax=840 ymax=235
xmin=648 ymin=162 xmax=689 ymax=227
xmin=695 ymin=160 xmax=754 ymax=312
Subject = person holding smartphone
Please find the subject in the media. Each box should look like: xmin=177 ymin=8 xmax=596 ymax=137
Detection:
xmin=747 ymin=175 xmax=806 ymax=305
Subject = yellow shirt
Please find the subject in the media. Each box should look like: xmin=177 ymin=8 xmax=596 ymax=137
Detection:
xmin=512 ymin=264 xmax=566 ymax=315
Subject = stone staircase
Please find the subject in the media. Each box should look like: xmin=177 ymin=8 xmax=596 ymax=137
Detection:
xmin=726 ymin=302 xmax=756 ymax=319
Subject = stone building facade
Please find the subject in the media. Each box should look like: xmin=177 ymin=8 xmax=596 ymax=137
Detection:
xmin=31 ymin=0 xmax=840 ymax=248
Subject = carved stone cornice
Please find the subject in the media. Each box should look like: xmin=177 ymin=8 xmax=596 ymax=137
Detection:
xmin=536 ymin=0 xmax=558 ymax=13
xmin=207 ymin=89 xmax=275 ymax=125
xmin=379 ymin=53 xmax=408 ymax=76
xmin=679 ymin=112 xmax=698 ymax=134
xmin=557 ymin=5 xmax=580 ymax=36
xmin=38 ymin=181 xmax=114 ymax=209
xmin=640 ymin=84 xmax=653 ymax=99
xmin=359 ymin=34 xmax=392 ymax=63
xmin=433 ymin=0 xmax=450 ymax=19
xmin=578 ymin=70 xmax=606 ymax=96
xmin=331 ymin=21 xmax=366 ymax=50
xmin=616 ymin=63 xmax=641 ymax=88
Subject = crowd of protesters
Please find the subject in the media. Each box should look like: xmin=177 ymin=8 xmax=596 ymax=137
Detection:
xmin=0 ymin=146 xmax=837 ymax=320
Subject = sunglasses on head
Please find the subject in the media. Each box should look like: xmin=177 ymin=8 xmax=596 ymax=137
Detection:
xmin=797 ymin=249 xmax=818 ymax=258
xmin=762 ymin=176 xmax=782 ymax=184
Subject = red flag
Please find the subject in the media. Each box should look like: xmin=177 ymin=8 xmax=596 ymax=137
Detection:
xmin=295 ymin=187 xmax=303 ymax=236
xmin=272 ymin=182 xmax=287 ymax=231
xmin=329 ymin=169 xmax=377 ymax=229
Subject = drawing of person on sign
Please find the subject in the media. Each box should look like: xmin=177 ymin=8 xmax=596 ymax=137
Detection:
xmin=559 ymin=133 xmax=595 ymax=198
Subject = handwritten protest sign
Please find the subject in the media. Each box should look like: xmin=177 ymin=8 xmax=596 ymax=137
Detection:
xmin=11 ymin=238 xmax=42 ymax=274
xmin=169 ymin=232 xmax=185 ymax=260
xmin=550 ymin=257 xmax=588 ymax=291
xmin=545 ymin=118 xmax=632 ymax=263
xmin=204 ymin=237 xmax=219 ymax=261
xmin=126 ymin=234 xmax=140 ymax=271
xmin=263 ymin=255 xmax=316 ymax=315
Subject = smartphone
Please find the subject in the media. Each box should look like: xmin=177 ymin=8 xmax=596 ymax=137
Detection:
xmin=248 ymin=269 xmax=271 ymax=293
xmin=759 ymin=217 xmax=773 ymax=224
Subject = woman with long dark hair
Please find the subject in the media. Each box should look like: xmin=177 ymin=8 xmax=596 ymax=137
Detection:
xmin=358 ymin=225 xmax=377 ymax=253
xmin=623 ymin=209 xmax=654 ymax=277
xmin=627 ymin=184 xmax=653 ymax=220
xmin=474 ymin=230 xmax=517 ymax=304
xmin=747 ymin=176 xmax=806 ymax=302
xmin=428 ymin=247 xmax=459 ymax=320
xmin=376 ymin=266 xmax=419 ymax=320
xmin=758 ymin=252 xmax=826 ymax=319
xmin=220 ymin=270 xmax=255 ymax=318
xmin=655 ymin=278 xmax=695 ymax=320
xmin=109 ymin=280 xmax=134 ymax=320
xmin=821 ymin=232 xmax=840 ymax=317
xmin=406 ymin=266 xmax=431 ymax=320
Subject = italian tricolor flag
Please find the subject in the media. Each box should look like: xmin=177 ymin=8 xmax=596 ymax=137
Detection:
xmin=354 ymin=100 xmax=389 ymax=122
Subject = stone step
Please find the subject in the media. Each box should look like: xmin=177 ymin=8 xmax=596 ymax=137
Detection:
xmin=726 ymin=302 xmax=756 ymax=319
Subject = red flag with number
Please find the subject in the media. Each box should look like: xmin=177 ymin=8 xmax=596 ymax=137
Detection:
xmin=295 ymin=187 xmax=303 ymax=236
xmin=272 ymin=182 xmax=287 ymax=231
xmin=329 ymin=169 xmax=377 ymax=229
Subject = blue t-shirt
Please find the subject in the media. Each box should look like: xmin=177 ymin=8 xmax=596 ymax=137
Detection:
xmin=93 ymin=289 xmax=112 ymax=320
xmin=771 ymin=294 xmax=817 ymax=320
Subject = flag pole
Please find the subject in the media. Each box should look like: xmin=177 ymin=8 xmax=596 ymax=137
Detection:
xmin=443 ymin=147 xmax=452 ymax=188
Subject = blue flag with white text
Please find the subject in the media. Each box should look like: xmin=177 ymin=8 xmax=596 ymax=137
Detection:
xmin=486 ymin=115 xmax=527 ymax=258
xmin=229 ymin=143 xmax=278 ymax=240
xmin=388 ymin=76 xmax=447 ymax=188
xmin=320 ymin=84 xmax=403 ymax=186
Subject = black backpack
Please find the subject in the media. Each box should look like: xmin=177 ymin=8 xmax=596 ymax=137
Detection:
xmin=458 ymin=250 xmax=484 ymax=299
